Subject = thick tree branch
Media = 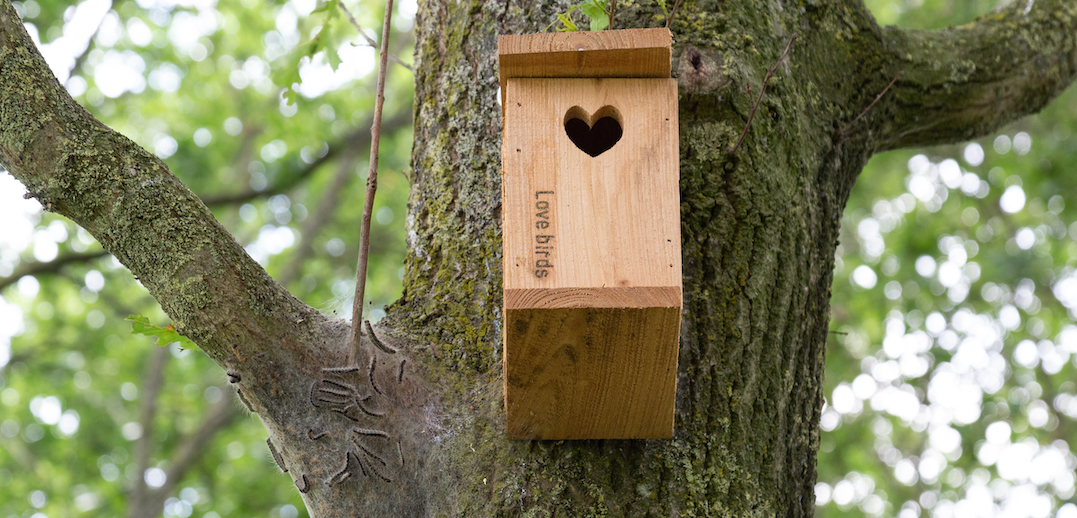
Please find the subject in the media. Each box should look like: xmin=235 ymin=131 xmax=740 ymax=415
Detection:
xmin=877 ymin=0 xmax=1077 ymax=150
xmin=1 ymin=0 xmax=323 ymax=363
xmin=8 ymin=0 xmax=1075 ymax=514
xmin=0 ymin=120 xmax=405 ymax=294
xmin=0 ymin=249 xmax=109 ymax=291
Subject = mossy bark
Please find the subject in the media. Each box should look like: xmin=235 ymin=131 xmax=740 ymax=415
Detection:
xmin=2 ymin=0 xmax=1076 ymax=515
xmin=393 ymin=0 xmax=1076 ymax=516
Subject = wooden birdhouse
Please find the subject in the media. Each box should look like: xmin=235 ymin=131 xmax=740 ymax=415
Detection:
xmin=499 ymin=28 xmax=681 ymax=440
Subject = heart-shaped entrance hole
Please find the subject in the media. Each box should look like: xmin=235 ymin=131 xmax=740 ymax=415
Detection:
xmin=564 ymin=106 xmax=623 ymax=157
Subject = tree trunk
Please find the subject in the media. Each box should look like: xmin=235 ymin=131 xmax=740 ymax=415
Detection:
xmin=1 ymin=0 xmax=1075 ymax=515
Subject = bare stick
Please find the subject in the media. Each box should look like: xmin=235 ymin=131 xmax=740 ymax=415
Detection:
xmin=665 ymin=0 xmax=682 ymax=28
xmin=337 ymin=0 xmax=413 ymax=72
xmin=729 ymin=34 xmax=797 ymax=155
xmin=608 ymin=0 xmax=615 ymax=30
xmin=349 ymin=0 xmax=395 ymax=365
xmin=838 ymin=70 xmax=904 ymax=138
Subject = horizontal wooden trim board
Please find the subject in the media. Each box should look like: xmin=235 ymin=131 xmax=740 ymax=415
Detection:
xmin=497 ymin=28 xmax=672 ymax=88
xmin=504 ymin=286 xmax=682 ymax=309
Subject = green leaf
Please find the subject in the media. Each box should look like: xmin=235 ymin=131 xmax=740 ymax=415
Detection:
xmin=555 ymin=13 xmax=578 ymax=32
xmin=307 ymin=25 xmax=329 ymax=57
xmin=282 ymin=86 xmax=300 ymax=105
xmin=324 ymin=31 xmax=342 ymax=71
xmin=273 ymin=17 xmax=340 ymax=104
xmin=581 ymin=1 xmax=609 ymax=31
xmin=126 ymin=314 xmax=200 ymax=351
xmin=271 ymin=48 xmax=304 ymax=105
xmin=311 ymin=0 xmax=334 ymax=14
xmin=579 ymin=1 xmax=602 ymax=19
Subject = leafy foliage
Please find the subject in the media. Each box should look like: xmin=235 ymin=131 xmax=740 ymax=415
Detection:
xmin=817 ymin=3 xmax=1077 ymax=517
xmin=0 ymin=0 xmax=414 ymax=514
xmin=275 ymin=0 xmax=347 ymax=105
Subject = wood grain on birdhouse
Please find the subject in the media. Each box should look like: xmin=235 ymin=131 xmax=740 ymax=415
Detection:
xmin=499 ymin=28 xmax=681 ymax=440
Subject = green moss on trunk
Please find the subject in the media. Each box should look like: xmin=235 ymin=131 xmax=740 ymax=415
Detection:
xmin=392 ymin=0 xmax=1076 ymax=516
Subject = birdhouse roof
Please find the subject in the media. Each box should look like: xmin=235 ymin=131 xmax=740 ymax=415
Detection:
xmin=497 ymin=28 xmax=672 ymax=92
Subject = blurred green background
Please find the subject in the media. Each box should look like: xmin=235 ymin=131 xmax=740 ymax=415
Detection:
xmin=0 ymin=0 xmax=1075 ymax=516
xmin=822 ymin=2 xmax=1077 ymax=518
xmin=0 ymin=0 xmax=414 ymax=515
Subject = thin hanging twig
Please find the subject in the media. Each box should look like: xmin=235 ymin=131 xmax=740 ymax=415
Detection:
xmin=349 ymin=0 xmax=394 ymax=364
xmin=665 ymin=0 xmax=682 ymax=28
xmin=729 ymin=33 xmax=797 ymax=155
xmin=838 ymin=70 xmax=904 ymax=138
xmin=337 ymin=0 xmax=413 ymax=72
xmin=608 ymin=0 xmax=616 ymax=29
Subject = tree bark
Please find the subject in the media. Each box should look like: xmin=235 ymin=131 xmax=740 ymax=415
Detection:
xmin=1 ymin=0 xmax=1075 ymax=516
